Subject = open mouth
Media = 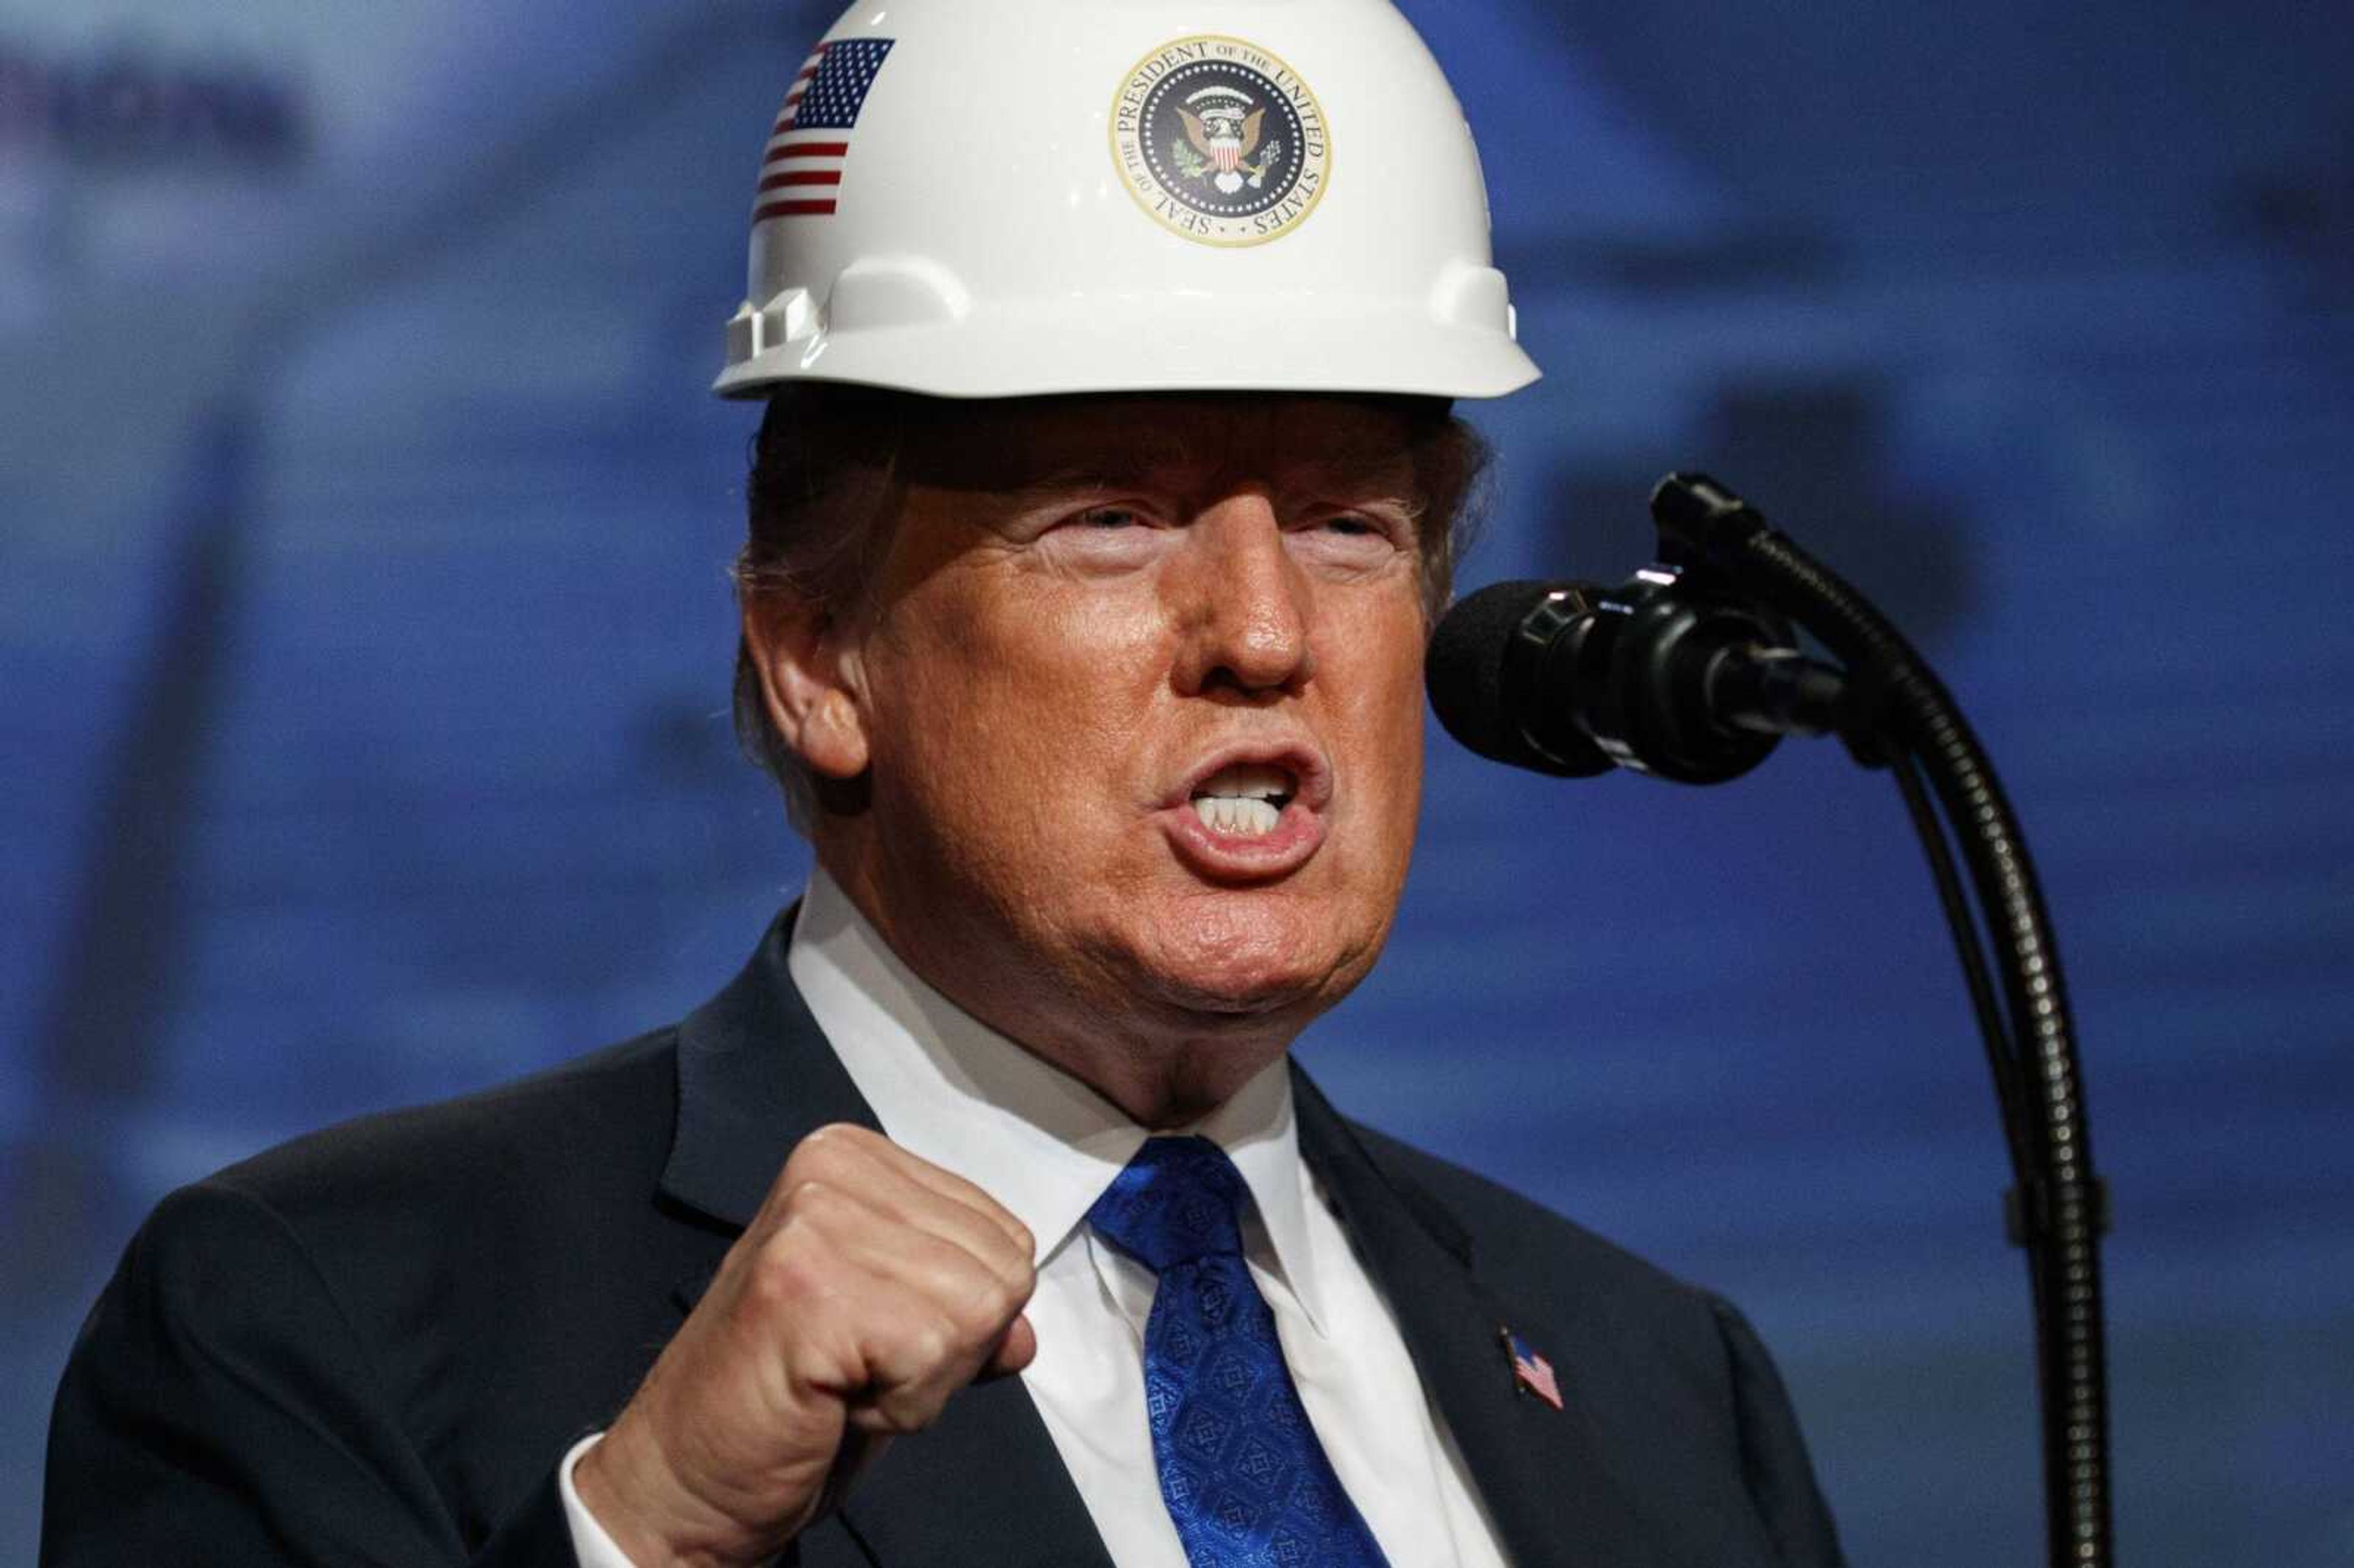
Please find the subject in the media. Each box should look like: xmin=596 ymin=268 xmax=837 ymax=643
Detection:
xmin=1187 ymin=762 xmax=1298 ymax=839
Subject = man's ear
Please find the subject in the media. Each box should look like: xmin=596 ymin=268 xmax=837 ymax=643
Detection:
xmin=742 ymin=592 xmax=870 ymax=782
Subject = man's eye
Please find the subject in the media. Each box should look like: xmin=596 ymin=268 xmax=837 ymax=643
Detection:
xmin=1307 ymin=512 xmax=1401 ymax=544
xmin=1078 ymin=506 xmax=1141 ymax=529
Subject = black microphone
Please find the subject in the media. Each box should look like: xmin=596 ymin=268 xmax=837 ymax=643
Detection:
xmin=1425 ymin=567 xmax=1848 ymax=785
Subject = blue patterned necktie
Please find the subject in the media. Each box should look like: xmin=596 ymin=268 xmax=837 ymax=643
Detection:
xmin=1086 ymin=1135 xmax=1390 ymax=1567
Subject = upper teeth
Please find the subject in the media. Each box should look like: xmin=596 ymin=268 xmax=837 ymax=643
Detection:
xmin=1196 ymin=764 xmax=1292 ymax=800
xmin=1190 ymin=764 xmax=1295 ymax=837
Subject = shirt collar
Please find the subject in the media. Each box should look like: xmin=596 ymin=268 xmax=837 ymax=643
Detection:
xmin=785 ymin=867 xmax=1328 ymax=1333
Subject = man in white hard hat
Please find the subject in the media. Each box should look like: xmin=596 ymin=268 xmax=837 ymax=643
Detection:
xmin=45 ymin=6 xmax=1844 ymax=1566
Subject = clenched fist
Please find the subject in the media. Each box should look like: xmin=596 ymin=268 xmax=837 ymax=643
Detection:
xmin=573 ymin=1124 xmax=1038 ymax=1565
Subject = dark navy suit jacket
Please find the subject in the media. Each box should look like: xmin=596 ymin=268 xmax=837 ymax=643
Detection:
xmin=44 ymin=914 xmax=1844 ymax=1566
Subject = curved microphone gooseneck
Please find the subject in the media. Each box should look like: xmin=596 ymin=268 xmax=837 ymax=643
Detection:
xmin=1426 ymin=474 xmax=2112 ymax=1568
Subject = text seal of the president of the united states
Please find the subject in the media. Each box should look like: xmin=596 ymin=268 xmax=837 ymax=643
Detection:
xmin=1111 ymin=35 xmax=1331 ymax=247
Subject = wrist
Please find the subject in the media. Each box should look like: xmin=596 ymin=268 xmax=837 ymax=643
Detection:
xmin=572 ymin=1417 xmax=782 ymax=1568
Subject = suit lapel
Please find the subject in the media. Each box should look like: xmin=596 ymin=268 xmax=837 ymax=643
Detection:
xmin=655 ymin=910 xmax=1113 ymax=1567
xmin=829 ymin=1378 xmax=1115 ymax=1568
xmin=658 ymin=905 xmax=880 ymax=1232
xmin=1292 ymin=1067 xmax=1659 ymax=1568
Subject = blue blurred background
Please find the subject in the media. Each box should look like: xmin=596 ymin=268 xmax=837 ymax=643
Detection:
xmin=6 ymin=1 xmax=2352 ymax=1561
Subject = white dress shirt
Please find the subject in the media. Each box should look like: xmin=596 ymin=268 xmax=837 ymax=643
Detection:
xmin=563 ymin=869 xmax=1510 ymax=1566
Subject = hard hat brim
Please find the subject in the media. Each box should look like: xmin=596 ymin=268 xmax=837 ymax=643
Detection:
xmin=714 ymin=294 xmax=1540 ymax=402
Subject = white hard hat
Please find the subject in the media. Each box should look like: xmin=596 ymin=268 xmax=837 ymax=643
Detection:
xmin=715 ymin=0 xmax=1539 ymax=402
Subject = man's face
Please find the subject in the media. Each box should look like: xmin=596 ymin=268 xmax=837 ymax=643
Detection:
xmin=811 ymin=395 xmax=1442 ymax=1101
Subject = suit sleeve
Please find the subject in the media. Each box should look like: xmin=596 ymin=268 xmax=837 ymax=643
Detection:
xmin=1709 ymin=1297 xmax=1846 ymax=1568
xmin=42 ymin=1181 xmax=579 ymax=1568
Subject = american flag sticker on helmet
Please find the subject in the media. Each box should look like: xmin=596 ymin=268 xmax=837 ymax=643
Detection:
xmin=755 ymin=37 xmax=896 ymax=221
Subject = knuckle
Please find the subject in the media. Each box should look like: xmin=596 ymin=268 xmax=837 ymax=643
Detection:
xmin=785 ymin=1122 xmax=863 ymax=1176
xmin=745 ymin=1242 xmax=825 ymax=1312
xmin=747 ymin=1205 xmax=853 ymax=1304
xmin=960 ymin=1273 xmax=1022 ymax=1336
xmin=989 ymin=1247 xmax=1036 ymax=1307
xmin=802 ymin=1122 xmax=856 ymax=1152
xmin=782 ymin=1177 xmax=841 ymax=1223
xmin=954 ymin=1284 xmax=1002 ymax=1335
xmin=782 ymin=1132 xmax=830 ymax=1180
xmin=905 ymin=1320 xmax=953 ymax=1371
xmin=869 ymin=1391 xmax=942 ymax=1436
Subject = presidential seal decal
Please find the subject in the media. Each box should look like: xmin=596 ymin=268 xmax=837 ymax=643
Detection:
xmin=1110 ymin=36 xmax=1331 ymax=247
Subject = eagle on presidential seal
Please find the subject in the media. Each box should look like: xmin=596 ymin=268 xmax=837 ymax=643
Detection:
xmin=1171 ymin=85 xmax=1282 ymax=195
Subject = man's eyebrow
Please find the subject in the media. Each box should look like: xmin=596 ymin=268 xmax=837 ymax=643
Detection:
xmin=967 ymin=411 xmax=1430 ymax=501
xmin=1005 ymin=463 xmax=1419 ymax=500
xmin=1011 ymin=466 xmax=1146 ymax=495
xmin=999 ymin=447 xmax=1205 ymax=498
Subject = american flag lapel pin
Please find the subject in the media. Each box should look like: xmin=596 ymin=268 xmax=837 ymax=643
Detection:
xmin=1499 ymin=1326 xmax=1564 ymax=1410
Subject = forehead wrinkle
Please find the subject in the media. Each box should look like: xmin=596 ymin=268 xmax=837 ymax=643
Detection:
xmin=902 ymin=402 xmax=1210 ymax=497
xmin=897 ymin=394 xmax=1436 ymax=510
xmin=1057 ymin=414 xmax=1419 ymax=500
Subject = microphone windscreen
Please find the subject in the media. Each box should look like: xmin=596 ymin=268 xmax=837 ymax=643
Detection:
xmin=1425 ymin=579 xmax=1576 ymax=772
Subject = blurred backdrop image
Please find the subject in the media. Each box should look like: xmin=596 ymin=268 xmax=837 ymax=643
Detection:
xmin=5 ymin=1 xmax=2352 ymax=1561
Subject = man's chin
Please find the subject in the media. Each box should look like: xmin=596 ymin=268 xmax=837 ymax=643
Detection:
xmin=1148 ymin=969 xmax=1326 ymax=1019
xmin=1126 ymin=924 xmax=1377 ymax=1027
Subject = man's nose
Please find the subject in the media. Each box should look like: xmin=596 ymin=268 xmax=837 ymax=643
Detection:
xmin=1171 ymin=494 xmax=1315 ymax=696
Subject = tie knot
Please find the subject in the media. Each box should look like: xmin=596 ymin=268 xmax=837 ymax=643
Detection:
xmin=1086 ymin=1135 xmax=1249 ymax=1272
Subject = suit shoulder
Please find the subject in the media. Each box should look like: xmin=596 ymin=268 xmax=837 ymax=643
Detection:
xmin=60 ymin=1030 xmax=703 ymax=1557
xmin=141 ymin=1027 xmax=695 ymax=1322
xmin=204 ymin=1027 xmax=680 ymax=1217
xmin=106 ymin=1028 xmax=705 ymax=1437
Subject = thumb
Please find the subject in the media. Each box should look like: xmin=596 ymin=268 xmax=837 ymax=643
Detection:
xmin=977 ymin=1314 xmax=1037 ymax=1382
